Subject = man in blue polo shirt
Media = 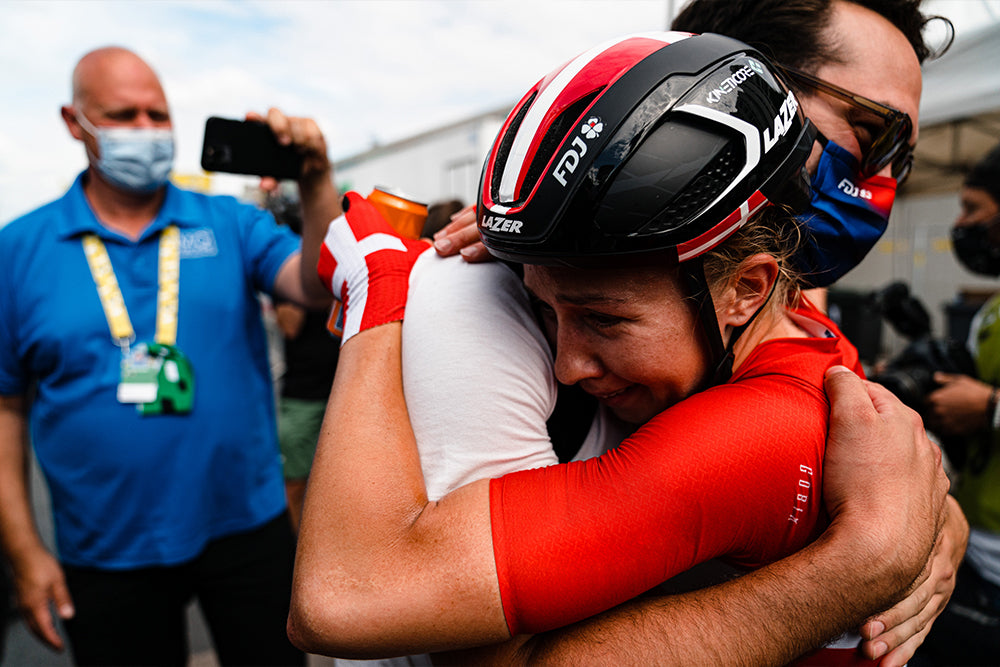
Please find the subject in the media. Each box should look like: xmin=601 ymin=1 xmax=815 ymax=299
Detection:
xmin=0 ymin=46 xmax=337 ymax=665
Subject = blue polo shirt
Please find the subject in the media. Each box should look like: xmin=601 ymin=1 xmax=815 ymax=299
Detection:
xmin=0 ymin=172 xmax=300 ymax=568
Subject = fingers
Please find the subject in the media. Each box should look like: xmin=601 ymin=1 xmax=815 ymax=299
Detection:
xmin=23 ymin=595 xmax=66 ymax=651
xmin=433 ymin=205 xmax=489 ymax=261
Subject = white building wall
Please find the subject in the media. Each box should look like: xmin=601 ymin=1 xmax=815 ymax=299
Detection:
xmin=333 ymin=109 xmax=507 ymax=208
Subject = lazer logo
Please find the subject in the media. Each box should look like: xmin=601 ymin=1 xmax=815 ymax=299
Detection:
xmin=763 ymin=91 xmax=800 ymax=153
xmin=480 ymin=215 xmax=523 ymax=234
xmin=838 ymin=178 xmax=873 ymax=199
xmin=706 ymin=65 xmax=756 ymax=104
xmin=553 ymin=116 xmax=604 ymax=186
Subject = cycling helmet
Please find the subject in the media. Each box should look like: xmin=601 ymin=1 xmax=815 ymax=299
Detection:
xmin=477 ymin=31 xmax=814 ymax=266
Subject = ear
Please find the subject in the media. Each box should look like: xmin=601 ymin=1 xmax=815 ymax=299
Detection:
xmin=716 ymin=254 xmax=779 ymax=329
xmin=61 ymin=106 xmax=85 ymax=141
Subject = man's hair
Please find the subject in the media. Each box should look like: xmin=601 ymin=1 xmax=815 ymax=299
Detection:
xmin=671 ymin=0 xmax=935 ymax=72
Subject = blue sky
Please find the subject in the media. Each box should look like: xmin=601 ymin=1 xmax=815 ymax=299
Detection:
xmin=1 ymin=0 xmax=997 ymax=224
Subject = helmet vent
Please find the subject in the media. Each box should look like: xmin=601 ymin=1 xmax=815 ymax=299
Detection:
xmin=642 ymin=142 xmax=741 ymax=234
xmin=517 ymin=90 xmax=601 ymax=204
xmin=491 ymin=92 xmax=537 ymax=202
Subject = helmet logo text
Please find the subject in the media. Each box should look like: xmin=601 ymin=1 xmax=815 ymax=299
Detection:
xmin=763 ymin=91 xmax=799 ymax=154
xmin=706 ymin=65 xmax=756 ymax=104
xmin=481 ymin=215 xmax=524 ymax=234
xmin=553 ymin=117 xmax=603 ymax=187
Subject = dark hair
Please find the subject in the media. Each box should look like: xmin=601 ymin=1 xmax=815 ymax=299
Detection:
xmin=421 ymin=199 xmax=464 ymax=239
xmin=672 ymin=0 xmax=944 ymax=73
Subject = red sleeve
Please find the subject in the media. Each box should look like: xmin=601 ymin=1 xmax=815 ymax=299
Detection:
xmin=490 ymin=334 xmax=855 ymax=636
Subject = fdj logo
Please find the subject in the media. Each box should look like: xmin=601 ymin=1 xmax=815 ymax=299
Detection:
xmin=838 ymin=178 xmax=873 ymax=200
xmin=553 ymin=117 xmax=604 ymax=186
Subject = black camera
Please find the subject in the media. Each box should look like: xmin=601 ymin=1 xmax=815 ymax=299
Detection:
xmin=867 ymin=281 xmax=976 ymax=414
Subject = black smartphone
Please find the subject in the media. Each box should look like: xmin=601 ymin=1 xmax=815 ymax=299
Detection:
xmin=200 ymin=117 xmax=304 ymax=180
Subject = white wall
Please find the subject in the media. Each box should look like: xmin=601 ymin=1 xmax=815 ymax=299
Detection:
xmin=334 ymin=114 xmax=505 ymax=208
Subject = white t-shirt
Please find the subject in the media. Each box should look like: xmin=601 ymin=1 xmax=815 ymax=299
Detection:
xmin=333 ymin=252 xmax=626 ymax=666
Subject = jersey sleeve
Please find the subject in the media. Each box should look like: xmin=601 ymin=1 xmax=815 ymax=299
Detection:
xmin=239 ymin=202 xmax=301 ymax=294
xmin=489 ymin=368 xmax=829 ymax=635
xmin=403 ymin=255 xmax=559 ymax=500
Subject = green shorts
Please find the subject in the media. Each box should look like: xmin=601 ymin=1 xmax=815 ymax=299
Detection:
xmin=277 ymin=397 xmax=326 ymax=480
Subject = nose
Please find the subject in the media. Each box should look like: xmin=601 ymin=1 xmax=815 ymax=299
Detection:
xmin=553 ymin=325 xmax=603 ymax=386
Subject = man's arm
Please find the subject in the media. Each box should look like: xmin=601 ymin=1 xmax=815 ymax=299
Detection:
xmin=259 ymin=108 xmax=341 ymax=309
xmin=0 ymin=394 xmax=74 ymax=651
xmin=475 ymin=368 xmax=950 ymax=667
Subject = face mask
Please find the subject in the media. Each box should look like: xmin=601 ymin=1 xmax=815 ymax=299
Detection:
xmin=793 ymin=138 xmax=898 ymax=287
xmin=75 ymin=111 xmax=174 ymax=193
xmin=951 ymin=222 xmax=1000 ymax=277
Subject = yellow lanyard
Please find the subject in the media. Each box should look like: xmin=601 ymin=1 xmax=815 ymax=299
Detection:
xmin=82 ymin=225 xmax=180 ymax=348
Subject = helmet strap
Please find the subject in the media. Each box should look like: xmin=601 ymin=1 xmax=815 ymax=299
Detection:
xmin=681 ymin=257 xmax=778 ymax=388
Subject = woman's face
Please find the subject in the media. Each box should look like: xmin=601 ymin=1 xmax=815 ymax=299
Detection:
xmin=523 ymin=263 xmax=712 ymax=425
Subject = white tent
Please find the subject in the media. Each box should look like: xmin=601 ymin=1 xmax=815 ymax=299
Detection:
xmin=907 ymin=21 xmax=1000 ymax=194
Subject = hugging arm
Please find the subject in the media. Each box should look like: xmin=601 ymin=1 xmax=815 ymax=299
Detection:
xmin=440 ymin=369 xmax=952 ymax=667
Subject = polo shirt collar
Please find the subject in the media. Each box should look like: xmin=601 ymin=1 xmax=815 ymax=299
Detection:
xmin=56 ymin=170 xmax=204 ymax=242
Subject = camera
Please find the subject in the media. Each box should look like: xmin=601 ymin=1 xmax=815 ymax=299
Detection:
xmin=867 ymin=281 xmax=976 ymax=414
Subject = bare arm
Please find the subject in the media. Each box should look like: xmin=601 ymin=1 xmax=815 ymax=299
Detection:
xmin=0 ymin=394 xmax=73 ymax=651
xmin=288 ymin=323 xmax=508 ymax=658
xmin=257 ymin=108 xmax=340 ymax=309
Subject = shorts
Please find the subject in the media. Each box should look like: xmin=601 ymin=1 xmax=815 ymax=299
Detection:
xmin=277 ymin=397 xmax=326 ymax=480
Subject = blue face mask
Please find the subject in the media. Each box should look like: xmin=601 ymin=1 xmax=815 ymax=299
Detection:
xmin=793 ymin=138 xmax=898 ymax=287
xmin=76 ymin=112 xmax=175 ymax=194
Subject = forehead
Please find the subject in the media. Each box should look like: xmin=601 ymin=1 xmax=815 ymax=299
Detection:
xmin=77 ymin=54 xmax=168 ymax=112
xmin=522 ymin=263 xmax=682 ymax=302
xmin=815 ymin=1 xmax=922 ymax=122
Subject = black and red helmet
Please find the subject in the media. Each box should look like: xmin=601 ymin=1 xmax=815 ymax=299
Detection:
xmin=477 ymin=31 xmax=815 ymax=266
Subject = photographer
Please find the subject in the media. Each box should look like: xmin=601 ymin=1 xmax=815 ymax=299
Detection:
xmin=919 ymin=143 xmax=1000 ymax=665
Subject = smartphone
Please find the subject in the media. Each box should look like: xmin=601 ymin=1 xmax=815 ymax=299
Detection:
xmin=200 ymin=117 xmax=303 ymax=180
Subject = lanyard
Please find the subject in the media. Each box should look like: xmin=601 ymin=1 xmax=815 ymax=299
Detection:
xmin=82 ymin=225 xmax=180 ymax=349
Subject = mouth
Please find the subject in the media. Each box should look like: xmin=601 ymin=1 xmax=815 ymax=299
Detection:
xmin=587 ymin=385 xmax=633 ymax=404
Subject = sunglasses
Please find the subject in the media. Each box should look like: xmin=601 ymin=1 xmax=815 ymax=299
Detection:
xmin=776 ymin=64 xmax=914 ymax=184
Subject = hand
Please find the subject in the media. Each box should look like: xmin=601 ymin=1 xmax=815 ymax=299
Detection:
xmin=925 ymin=372 xmax=993 ymax=437
xmin=859 ymin=495 xmax=968 ymax=666
xmin=247 ymin=108 xmax=332 ymax=192
xmin=317 ymin=191 xmax=427 ymax=344
xmin=431 ymin=204 xmax=493 ymax=263
xmin=822 ymin=367 xmax=949 ymax=594
xmin=12 ymin=547 xmax=74 ymax=651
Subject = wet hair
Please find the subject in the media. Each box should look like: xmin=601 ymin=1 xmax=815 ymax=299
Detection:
xmin=671 ymin=0 xmax=949 ymax=75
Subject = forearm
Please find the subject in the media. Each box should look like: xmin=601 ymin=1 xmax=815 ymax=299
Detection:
xmin=520 ymin=521 xmax=917 ymax=667
xmin=296 ymin=167 xmax=340 ymax=307
xmin=0 ymin=395 xmax=47 ymax=567
xmin=289 ymin=324 xmax=505 ymax=657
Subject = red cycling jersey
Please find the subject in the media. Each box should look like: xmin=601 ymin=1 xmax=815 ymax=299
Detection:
xmin=489 ymin=305 xmax=861 ymax=635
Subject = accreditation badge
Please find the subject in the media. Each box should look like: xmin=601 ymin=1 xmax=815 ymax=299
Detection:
xmin=117 ymin=343 xmax=162 ymax=405
xmin=117 ymin=342 xmax=194 ymax=415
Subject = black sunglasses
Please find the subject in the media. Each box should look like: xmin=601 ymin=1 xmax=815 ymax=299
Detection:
xmin=776 ymin=64 xmax=914 ymax=184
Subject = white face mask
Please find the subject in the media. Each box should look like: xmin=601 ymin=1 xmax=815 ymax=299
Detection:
xmin=76 ymin=111 xmax=175 ymax=193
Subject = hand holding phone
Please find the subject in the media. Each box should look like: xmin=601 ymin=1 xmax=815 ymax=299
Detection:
xmin=201 ymin=117 xmax=304 ymax=180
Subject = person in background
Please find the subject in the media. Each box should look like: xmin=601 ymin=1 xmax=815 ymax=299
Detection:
xmin=0 ymin=46 xmax=335 ymax=665
xmin=420 ymin=199 xmax=464 ymax=240
xmin=265 ymin=189 xmax=340 ymax=535
xmin=918 ymin=143 xmax=1000 ymax=665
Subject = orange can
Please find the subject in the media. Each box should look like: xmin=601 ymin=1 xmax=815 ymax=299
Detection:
xmin=367 ymin=187 xmax=428 ymax=240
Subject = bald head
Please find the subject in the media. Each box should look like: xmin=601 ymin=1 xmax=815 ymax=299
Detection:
xmin=72 ymin=47 xmax=165 ymax=108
